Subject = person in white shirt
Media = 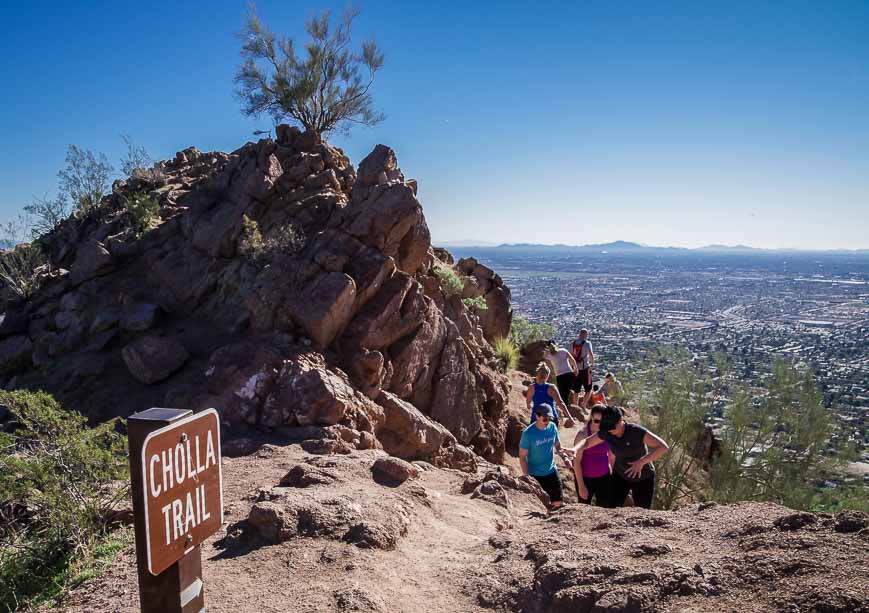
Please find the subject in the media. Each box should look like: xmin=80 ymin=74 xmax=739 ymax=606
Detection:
xmin=570 ymin=328 xmax=595 ymax=408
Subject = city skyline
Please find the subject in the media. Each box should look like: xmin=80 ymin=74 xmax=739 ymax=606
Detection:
xmin=2 ymin=1 xmax=868 ymax=249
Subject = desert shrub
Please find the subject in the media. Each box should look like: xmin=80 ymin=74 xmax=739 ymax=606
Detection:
xmin=23 ymin=195 xmax=69 ymax=239
xmin=0 ymin=243 xmax=45 ymax=302
xmin=0 ymin=390 xmax=128 ymax=611
xmin=509 ymin=313 xmax=555 ymax=348
xmin=811 ymin=484 xmax=869 ymax=513
xmin=630 ymin=350 xmax=849 ymax=510
xmin=238 ymin=215 xmax=305 ymax=266
xmin=236 ymin=4 xmax=385 ymax=135
xmin=58 ymin=145 xmax=114 ymax=213
xmin=631 ymin=348 xmax=717 ymax=509
xmin=433 ymin=266 xmax=464 ymax=297
xmin=123 ymin=192 xmax=160 ymax=235
xmin=462 ymin=296 xmax=487 ymax=311
xmin=492 ymin=337 xmax=519 ymax=373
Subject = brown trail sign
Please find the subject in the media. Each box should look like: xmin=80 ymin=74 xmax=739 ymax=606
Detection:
xmin=129 ymin=408 xmax=223 ymax=613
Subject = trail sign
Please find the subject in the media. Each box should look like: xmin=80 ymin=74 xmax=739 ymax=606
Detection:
xmin=140 ymin=408 xmax=223 ymax=575
xmin=129 ymin=408 xmax=223 ymax=613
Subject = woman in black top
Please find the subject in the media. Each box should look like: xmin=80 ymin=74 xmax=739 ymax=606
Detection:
xmin=567 ymin=406 xmax=669 ymax=509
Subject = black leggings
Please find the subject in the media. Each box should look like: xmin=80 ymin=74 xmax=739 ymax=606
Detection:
xmin=532 ymin=470 xmax=563 ymax=504
xmin=555 ymin=373 xmax=575 ymax=407
xmin=610 ymin=472 xmax=655 ymax=509
xmin=576 ymin=473 xmax=613 ymax=507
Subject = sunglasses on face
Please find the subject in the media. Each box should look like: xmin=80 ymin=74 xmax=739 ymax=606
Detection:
xmin=592 ymin=419 xmax=601 ymax=423
xmin=536 ymin=415 xmax=550 ymax=422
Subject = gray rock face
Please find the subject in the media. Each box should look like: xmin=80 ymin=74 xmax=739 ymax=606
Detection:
xmin=121 ymin=336 xmax=189 ymax=384
xmin=0 ymin=335 xmax=33 ymax=375
xmin=120 ymin=303 xmax=158 ymax=331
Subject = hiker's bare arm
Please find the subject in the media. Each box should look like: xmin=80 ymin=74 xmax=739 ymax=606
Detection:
xmin=625 ymin=431 xmax=670 ymax=479
xmin=567 ymin=433 xmax=604 ymax=454
xmin=519 ymin=447 xmax=530 ymax=476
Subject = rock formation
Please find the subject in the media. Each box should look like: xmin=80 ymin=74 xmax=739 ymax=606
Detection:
xmin=0 ymin=127 xmax=510 ymax=465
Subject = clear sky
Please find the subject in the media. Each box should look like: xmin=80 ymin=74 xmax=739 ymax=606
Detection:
xmin=2 ymin=1 xmax=868 ymax=249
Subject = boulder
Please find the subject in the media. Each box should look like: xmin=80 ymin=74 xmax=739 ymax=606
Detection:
xmin=356 ymin=144 xmax=401 ymax=188
xmin=121 ymin=335 xmax=189 ymax=384
xmin=70 ymin=240 xmax=114 ymax=284
xmin=372 ymin=456 xmax=420 ymax=485
xmin=0 ymin=335 xmax=33 ymax=375
xmin=120 ymin=303 xmax=159 ymax=331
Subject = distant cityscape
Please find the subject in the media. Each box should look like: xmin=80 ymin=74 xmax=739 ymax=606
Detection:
xmin=451 ymin=246 xmax=869 ymax=477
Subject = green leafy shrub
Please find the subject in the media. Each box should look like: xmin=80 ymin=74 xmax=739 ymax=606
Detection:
xmin=629 ymin=349 xmax=850 ymax=510
xmin=509 ymin=313 xmax=555 ymax=348
xmin=433 ymin=266 xmax=464 ymax=297
xmin=238 ymin=215 xmax=306 ymax=266
xmin=492 ymin=337 xmax=519 ymax=373
xmin=0 ymin=390 xmax=128 ymax=611
xmin=461 ymin=296 xmax=487 ymax=311
xmin=123 ymin=191 xmax=160 ymax=235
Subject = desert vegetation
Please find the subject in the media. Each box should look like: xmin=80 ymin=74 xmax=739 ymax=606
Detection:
xmin=235 ymin=4 xmax=385 ymax=135
xmin=626 ymin=349 xmax=860 ymax=511
xmin=0 ymin=390 xmax=129 ymax=612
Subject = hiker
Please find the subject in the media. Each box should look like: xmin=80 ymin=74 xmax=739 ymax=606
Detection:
xmin=544 ymin=341 xmax=578 ymax=413
xmin=569 ymin=406 xmax=669 ymax=509
xmin=525 ymin=362 xmax=575 ymax=428
xmin=589 ymin=383 xmax=607 ymax=407
xmin=519 ymin=404 xmax=570 ymax=511
xmin=571 ymin=329 xmax=595 ymax=408
xmin=571 ymin=404 xmax=614 ymax=507
xmin=602 ymin=372 xmax=625 ymax=406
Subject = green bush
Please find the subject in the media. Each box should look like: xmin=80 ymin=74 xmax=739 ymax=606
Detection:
xmin=492 ymin=337 xmax=519 ymax=373
xmin=0 ymin=390 xmax=128 ymax=611
xmin=238 ymin=215 xmax=305 ymax=266
xmin=461 ymin=296 xmax=487 ymax=311
xmin=433 ymin=266 xmax=464 ymax=297
xmin=629 ymin=349 xmax=850 ymax=510
xmin=509 ymin=313 xmax=555 ymax=348
xmin=124 ymin=191 xmax=160 ymax=235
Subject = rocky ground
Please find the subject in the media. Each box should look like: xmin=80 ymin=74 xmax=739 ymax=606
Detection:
xmin=45 ymin=424 xmax=869 ymax=613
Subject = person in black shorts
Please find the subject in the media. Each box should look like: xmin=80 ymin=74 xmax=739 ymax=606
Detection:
xmin=567 ymin=406 xmax=669 ymax=509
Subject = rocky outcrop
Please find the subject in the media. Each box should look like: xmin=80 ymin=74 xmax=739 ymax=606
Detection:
xmin=456 ymin=257 xmax=512 ymax=343
xmin=2 ymin=129 xmax=512 ymax=466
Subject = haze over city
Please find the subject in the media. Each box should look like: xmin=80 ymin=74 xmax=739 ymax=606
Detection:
xmin=2 ymin=0 xmax=868 ymax=250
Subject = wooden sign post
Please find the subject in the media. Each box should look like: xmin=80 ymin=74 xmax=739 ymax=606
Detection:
xmin=128 ymin=408 xmax=223 ymax=613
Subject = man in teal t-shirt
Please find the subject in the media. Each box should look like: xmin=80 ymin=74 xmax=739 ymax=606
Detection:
xmin=519 ymin=404 xmax=566 ymax=509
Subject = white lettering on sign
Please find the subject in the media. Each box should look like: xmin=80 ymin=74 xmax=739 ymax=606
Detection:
xmin=147 ymin=430 xmax=217 ymax=500
xmin=140 ymin=409 xmax=223 ymax=575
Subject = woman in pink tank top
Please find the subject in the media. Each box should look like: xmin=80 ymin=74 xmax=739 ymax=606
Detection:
xmin=572 ymin=404 xmax=614 ymax=507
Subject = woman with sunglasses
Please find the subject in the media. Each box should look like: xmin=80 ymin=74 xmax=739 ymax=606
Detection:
xmin=571 ymin=404 xmax=614 ymax=507
xmin=519 ymin=404 xmax=569 ymax=511
xmin=569 ymin=405 xmax=669 ymax=509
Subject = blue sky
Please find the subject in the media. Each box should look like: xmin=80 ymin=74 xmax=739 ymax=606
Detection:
xmin=2 ymin=1 xmax=868 ymax=249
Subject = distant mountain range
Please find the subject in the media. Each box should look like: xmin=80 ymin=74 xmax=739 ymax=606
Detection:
xmin=438 ymin=240 xmax=869 ymax=255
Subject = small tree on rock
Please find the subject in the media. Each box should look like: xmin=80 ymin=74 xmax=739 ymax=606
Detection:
xmin=235 ymin=3 xmax=385 ymax=135
xmin=58 ymin=144 xmax=114 ymax=212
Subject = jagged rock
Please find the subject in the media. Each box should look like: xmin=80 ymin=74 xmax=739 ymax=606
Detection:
xmin=121 ymin=335 xmax=189 ymax=384
xmin=120 ymin=303 xmax=159 ymax=331
xmin=774 ymin=512 xmax=818 ymax=531
xmin=356 ymin=144 xmax=401 ymax=187
xmin=5 ymin=135 xmax=510 ymax=470
xmin=0 ymin=335 xmax=32 ymax=375
xmin=70 ymin=240 xmax=114 ymax=284
xmin=0 ymin=310 xmax=30 ymax=338
xmin=372 ymin=456 xmax=420 ymax=485
xmin=456 ymin=257 xmax=512 ymax=342
xmin=834 ymin=510 xmax=868 ymax=533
